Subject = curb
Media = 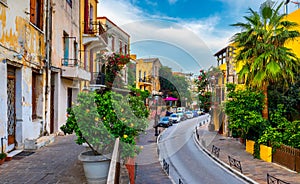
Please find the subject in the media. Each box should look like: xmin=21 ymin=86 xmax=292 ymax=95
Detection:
xmin=193 ymin=129 xmax=259 ymax=184
xmin=157 ymin=129 xmax=176 ymax=184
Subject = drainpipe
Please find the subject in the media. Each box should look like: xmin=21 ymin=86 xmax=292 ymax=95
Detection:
xmin=44 ymin=0 xmax=51 ymax=135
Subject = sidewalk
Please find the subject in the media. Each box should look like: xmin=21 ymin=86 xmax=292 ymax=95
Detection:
xmin=135 ymin=122 xmax=172 ymax=184
xmin=196 ymin=123 xmax=300 ymax=184
xmin=0 ymin=135 xmax=86 ymax=184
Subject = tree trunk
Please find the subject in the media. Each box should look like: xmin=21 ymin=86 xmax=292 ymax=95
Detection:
xmin=262 ymin=84 xmax=268 ymax=119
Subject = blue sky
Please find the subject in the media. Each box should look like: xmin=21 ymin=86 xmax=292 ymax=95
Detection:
xmin=98 ymin=0 xmax=299 ymax=73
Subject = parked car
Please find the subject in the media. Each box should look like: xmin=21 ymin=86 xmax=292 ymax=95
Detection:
xmin=169 ymin=113 xmax=181 ymax=123
xmin=184 ymin=111 xmax=193 ymax=119
xmin=197 ymin=110 xmax=205 ymax=116
xmin=177 ymin=112 xmax=187 ymax=121
xmin=192 ymin=110 xmax=199 ymax=117
xmin=157 ymin=117 xmax=172 ymax=128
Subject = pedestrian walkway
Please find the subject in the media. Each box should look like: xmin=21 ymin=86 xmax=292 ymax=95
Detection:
xmin=135 ymin=121 xmax=172 ymax=184
xmin=196 ymin=123 xmax=300 ymax=184
xmin=0 ymin=135 xmax=86 ymax=184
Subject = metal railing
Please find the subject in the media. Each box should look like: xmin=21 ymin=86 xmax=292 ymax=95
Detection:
xmin=90 ymin=72 xmax=105 ymax=85
xmin=211 ymin=145 xmax=220 ymax=158
xmin=138 ymin=78 xmax=152 ymax=83
xmin=267 ymin=173 xmax=290 ymax=184
xmin=83 ymin=21 xmax=106 ymax=35
xmin=228 ymin=155 xmax=243 ymax=173
xmin=61 ymin=58 xmax=80 ymax=67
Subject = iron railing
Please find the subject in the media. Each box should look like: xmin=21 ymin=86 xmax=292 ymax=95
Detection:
xmin=83 ymin=21 xmax=108 ymax=43
xmin=61 ymin=58 xmax=80 ymax=67
xmin=267 ymin=173 xmax=290 ymax=184
xmin=90 ymin=72 xmax=105 ymax=85
xmin=138 ymin=78 xmax=152 ymax=83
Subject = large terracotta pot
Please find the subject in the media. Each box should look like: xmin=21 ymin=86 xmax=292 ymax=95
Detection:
xmin=78 ymin=151 xmax=111 ymax=184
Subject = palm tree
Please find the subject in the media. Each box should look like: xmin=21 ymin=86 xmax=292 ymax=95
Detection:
xmin=231 ymin=1 xmax=300 ymax=119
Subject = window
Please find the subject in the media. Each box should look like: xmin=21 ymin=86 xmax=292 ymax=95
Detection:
xmin=124 ymin=45 xmax=127 ymax=55
xmin=67 ymin=88 xmax=72 ymax=109
xmin=111 ymin=36 xmax=115 ymax=52
xmin=139 ymin=70 xmax=141 ymax=81
xmin=63 ymin=32 xmax=69 ymax=63
xmin=66 ymin=0 xmax=72 ymax=7
xmin=30 ymin=0 xmax=44 ymax=30
xmin=144 ymin=71 xmax=146 ymax=81
xmin=119 ymin=40 xmax=123 ymax=53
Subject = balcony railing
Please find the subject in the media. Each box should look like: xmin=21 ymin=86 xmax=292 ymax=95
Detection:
xmin=139 ymin=78 xmax=152 ymax=83
xmin=90 ymin=72 xmax=105 ymax=85
xmin=84 ymin=21 xmax=106 ymax=34
xmin=61 ymin=58 xmax=81 ymax=67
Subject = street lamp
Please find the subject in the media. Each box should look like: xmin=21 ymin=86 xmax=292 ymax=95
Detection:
xmin=153 ymin=94 xmax=162 ymax=136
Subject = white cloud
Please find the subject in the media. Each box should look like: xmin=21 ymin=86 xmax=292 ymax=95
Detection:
xmin=168 ymin=0 xmax=178 ymax=5
xmin=98 ymin=0 xmax=299 ymax=70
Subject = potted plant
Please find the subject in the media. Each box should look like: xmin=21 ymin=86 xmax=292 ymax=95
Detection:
xmin=61 ymin=90 xmax=149 ymax=183
xmin=61 ymin=92 xmax=115 ymax=184
xmin=0 ymin=152 xmax=7 ymax=165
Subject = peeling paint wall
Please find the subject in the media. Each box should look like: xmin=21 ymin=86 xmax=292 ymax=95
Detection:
xmin=0 ymin=0 xmax=46 ymax=151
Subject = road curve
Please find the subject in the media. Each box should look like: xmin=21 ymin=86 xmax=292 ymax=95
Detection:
xmin=158 ymin=115 xmax=246 ymax=184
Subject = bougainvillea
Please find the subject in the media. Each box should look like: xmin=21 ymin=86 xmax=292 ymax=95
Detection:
xmin=194 ymin=69 xmax=211 ymax=112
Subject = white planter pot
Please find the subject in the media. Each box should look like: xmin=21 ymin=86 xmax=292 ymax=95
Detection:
xmin=78 ymin=151 xmax=111 ymax=184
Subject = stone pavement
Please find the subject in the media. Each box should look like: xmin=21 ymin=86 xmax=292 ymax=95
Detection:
xmin=0 ymin=135 xmax=86 ymax=184
xmin=196 ymin=123 xmax=300 ymax=184
xmin=135 ymin=122 xmax=172 ymax=184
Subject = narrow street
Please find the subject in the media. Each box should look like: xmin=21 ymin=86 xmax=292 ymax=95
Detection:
xmin=158 ymin=115 xmax=246 ymax=184
xmin=0 ymin=135 xmax=86 ymax=184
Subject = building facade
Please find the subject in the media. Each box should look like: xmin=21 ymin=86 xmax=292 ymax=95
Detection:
xmin=136 ymin=58 xmax=161 ymax=94
xmin=49 ymin=0 xmax=91 ymax=134
xmin=0 ymin=0 xmax=47 ymax=151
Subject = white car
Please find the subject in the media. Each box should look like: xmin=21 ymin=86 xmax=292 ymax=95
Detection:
xmin=185 ymin=111 xmax=193 ymax=119
xmin=169 ymin=113 xmax=181 ymax=123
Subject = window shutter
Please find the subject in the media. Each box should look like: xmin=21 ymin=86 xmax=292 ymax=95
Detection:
xmin=39 ymin=0 xmax=44 ymax=29
xmin=30 ymin=0 xmax=36 ymax=24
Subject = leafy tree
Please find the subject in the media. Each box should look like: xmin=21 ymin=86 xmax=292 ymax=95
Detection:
xmin=159 ymin=66 xmax=191 ymax=106
xmin=224 ymin=84 xmax=267 ymax=140
xmin=258 ymin=104 xmax=300 ymax=148
xmin=231 ymin=1 xmax=300 ymax=119
xmin=194 ymin=69 xmax=211 ymax=112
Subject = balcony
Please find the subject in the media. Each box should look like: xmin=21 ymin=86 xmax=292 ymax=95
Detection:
xmin=61 ymin=58 xmax=91 ymax=81
xmin=82 ymin=21 xmax=108 ymax=46
xmin=138 ymin=78 xmax=152 ymax=86
xmin=89 ymin=72 xmax=106 ymax=90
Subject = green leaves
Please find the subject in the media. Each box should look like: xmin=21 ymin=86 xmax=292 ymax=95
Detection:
xmin=231 ymin=1 xmax=300 ymax=88
xmin=225 ymin=84 xmax=266 ymax=140
xmin=60 ymin=90 xmax=149 ymax=159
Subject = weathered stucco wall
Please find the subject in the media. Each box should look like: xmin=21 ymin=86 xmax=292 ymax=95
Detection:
xmin=0 ymin=0 xmax=46 ymax=151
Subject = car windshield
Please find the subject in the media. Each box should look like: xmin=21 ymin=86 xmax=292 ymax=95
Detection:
xmin=170 ymin=114 xmax=177 ymax=117
xmin=162 ymin=117 xmax=169 ymax=121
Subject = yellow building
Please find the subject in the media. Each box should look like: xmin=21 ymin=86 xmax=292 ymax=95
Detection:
xmin=285 ymin=8 xmax=300 ymax=58
xmin=213 ymin=8 xmax=300 ymax=135
xmin=136 ymin=58 xmax=162 ymax=94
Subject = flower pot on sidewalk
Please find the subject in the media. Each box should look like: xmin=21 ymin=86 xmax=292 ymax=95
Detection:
xmin=78 ymin=151 xmax=111 ymax=184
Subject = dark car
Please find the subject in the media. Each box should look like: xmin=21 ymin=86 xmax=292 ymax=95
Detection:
xmin=192 ymin=110 xmax=199 ymax=117
xmin=157 ymin=117 xmax=172 ymax=128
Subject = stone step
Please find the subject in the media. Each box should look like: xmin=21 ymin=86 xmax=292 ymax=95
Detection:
xmin=24 ymin=135 xmax=55 ymax=150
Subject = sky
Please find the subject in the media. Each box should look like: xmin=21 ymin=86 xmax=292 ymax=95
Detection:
xmin=97 ymin=0 xmax=299 ymax=74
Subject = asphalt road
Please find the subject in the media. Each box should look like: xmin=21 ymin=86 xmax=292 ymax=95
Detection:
xmin=158 ymin=115 xmax=246 ymax=184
